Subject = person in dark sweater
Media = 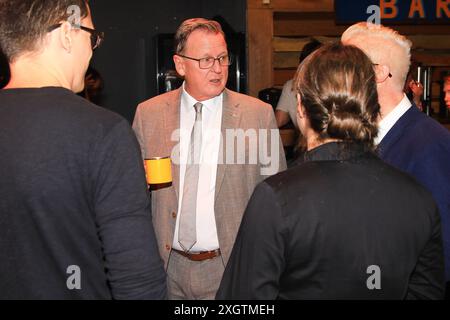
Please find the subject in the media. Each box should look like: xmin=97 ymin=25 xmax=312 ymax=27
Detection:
xmin=216 ymin=43 xmax=445 ymax=300
xmin=0 ymin=0 xmax=166 ymax=299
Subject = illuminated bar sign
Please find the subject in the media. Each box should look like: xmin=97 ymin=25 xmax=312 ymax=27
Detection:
xmin=335 ymin=0 xmax=450 ymax=24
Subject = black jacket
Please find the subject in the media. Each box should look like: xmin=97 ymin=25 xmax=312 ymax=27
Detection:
xmin=217 ymin=142 xmax=445 ymax=299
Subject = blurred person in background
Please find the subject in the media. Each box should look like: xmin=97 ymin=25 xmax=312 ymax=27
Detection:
xmin=444 ymin=74 xmax=450 ymax=111
xmin=78 ymin=65 xmax=104 ymax=105
xmin=275 ymin=39 xmax=322 ymax=129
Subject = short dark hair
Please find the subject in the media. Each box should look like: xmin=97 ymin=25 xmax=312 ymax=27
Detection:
xmin=174 ymin=18 xmax=225 ymax=55
xmin=444 ymin=73 xmax=450 ymax=84
xmin=299 ymin=39 xmax=322 ymax=62
xmin=0 ymin=0 xmax=89 ymax=62
xmin=294 ymin=42 xmax=380 ymax=149
xmin=81 ymin=66 xmax=104 ymax=105
xmin=0 ymin=48 xmax=9 ymax=88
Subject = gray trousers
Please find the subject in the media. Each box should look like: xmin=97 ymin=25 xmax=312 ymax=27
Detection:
xmin=167 ymin=250 xmax=225 ymax=300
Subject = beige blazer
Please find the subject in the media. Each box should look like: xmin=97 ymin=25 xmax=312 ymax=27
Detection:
xmin=132 ymin=88 xmax=287 ymax=268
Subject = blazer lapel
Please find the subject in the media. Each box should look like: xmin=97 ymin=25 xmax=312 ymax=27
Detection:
xmin=215 ymin=89 xmax=241 ymax=201
xmin=164 ymin=89 xmax=181 ymax=201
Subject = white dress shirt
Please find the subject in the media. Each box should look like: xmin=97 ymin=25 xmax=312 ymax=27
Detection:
xmin=375 ymin=94 xmax=412 ymax=145
xmin=172 ymin=83 xmax=223 ymax=252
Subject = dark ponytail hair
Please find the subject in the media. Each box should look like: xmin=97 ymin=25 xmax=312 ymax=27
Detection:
xmin=294 ymin=42 xmax=380 ymax=150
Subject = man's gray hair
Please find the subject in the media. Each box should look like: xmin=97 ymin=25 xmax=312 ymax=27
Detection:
xmin=174 ymin=18 xmax=225 ymax=54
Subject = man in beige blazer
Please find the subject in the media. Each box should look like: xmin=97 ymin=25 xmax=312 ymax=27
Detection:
xmin=133 ymin=18 xmax=286 ymax=299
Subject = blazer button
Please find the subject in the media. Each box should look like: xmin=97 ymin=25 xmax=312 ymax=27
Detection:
xmin=165 ymin=244 xmax=171 ymax=251
xmin=172 ymin=212 xmax=177 ymax=218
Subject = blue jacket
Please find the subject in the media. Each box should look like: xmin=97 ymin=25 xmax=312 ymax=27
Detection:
xmin=378 ymin=106 xmax=450 ymax=281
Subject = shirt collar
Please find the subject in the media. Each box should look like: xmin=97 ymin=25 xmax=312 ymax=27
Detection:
xmin=181 ymin=82 xmax=223 ymax=113
xmin=375 ymin=94 xmax=412 ymax=145
xmin=304 ymin=142 xmax=375 ymax=163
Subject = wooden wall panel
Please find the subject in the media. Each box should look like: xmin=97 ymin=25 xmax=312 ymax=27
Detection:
xmin=274 ymin=18 xmax=347 ymax=36
xmin=248 ymin=0 xmax=334 ymax=11
xmin=273 ymin=35 xmax=450 ymax=51
xmin=409 ymin=36 xmax=450 ymax=50
xmin=273 ymin=37 xmax=308 ymax=52
xmin=274 ymin=52 xmax=299 ymax=69
xmin=274 ymin=68 xmax=296 ymax=86
xmin=412 ymin=52 xmax=450 ymax=67
xmin=247 ymin=0 xmax=450 ymax=102
xmin=247 ymin=8 xmax=273 ymax=96
xmin=273 ymin=36 xmax=339 ymax=52
xmin=388 ymin=25 xmax=450 ymax=36
xmin=273 ymin=14 xmax=450 ymax=37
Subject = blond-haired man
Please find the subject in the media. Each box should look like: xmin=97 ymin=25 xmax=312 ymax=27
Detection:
xmin=342 ymin=22 xmax=450 ymax=298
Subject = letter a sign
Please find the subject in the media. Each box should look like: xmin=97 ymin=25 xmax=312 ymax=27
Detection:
xmin=366 ymin=265 xmax=381 ymax=290
xmin=66 ymin=265 xmax=81 ymax=290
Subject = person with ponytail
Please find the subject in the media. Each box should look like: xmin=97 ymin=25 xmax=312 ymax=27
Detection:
xmin=216 ymin=43 xmax=445 ymax=300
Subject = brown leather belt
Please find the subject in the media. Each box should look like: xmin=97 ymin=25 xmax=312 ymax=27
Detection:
xmin=172 ymin=248 xmax=221 ymax=261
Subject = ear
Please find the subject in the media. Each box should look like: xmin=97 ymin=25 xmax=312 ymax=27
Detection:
xmin=173 ymin=54 xmax=186 ymax=77
xmin=374 ymin=64 xmax=391 ymax=83
xmin=296 ymin=93 xmax=307 ymax=136
xmin=58 ymin=21 xmax=73 ymax=53
xmin=296 ymin=93 xmax=305 ymax=119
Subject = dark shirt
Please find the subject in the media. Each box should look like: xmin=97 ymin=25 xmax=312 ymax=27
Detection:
xmin=0 ymin=87 xmax=166 ymax=299
xmin=217 ymin=142 xmax=445 ymax=299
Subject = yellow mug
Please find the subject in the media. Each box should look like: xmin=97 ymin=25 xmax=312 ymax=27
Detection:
xmin=144 ymin=157 xmax=172 ymax=185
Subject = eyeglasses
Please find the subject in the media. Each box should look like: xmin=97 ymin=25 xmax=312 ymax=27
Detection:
xmin=373 ymin=63 xmax=392 ymax=78
xmin=177 ymin=54 xmax=233 ymax=69
xmin=48 ymin=23 xmax=105 ymax=50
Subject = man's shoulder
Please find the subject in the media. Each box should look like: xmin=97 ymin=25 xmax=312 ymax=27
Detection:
xmin=137 ymin=88 xmax=181 ymax=112
xmin=399 ymin=107 xmax=449 ymax=136
xmin=66 ymin=100 xmax=129 ymax=141
xmin=36 ymin=87 xmax=126 ymax=129
xmin=264 ymin=155 xmax=438 ymax=213
xmin=225 ymin=89 xmax=272 ymax=113
xmin=282 ymin=79 xmax=294 ymax=91
xmin=29 ymin=88 xmax=129 ymax=139
xmin=64 ymin=94 xmax=131 ymax=139
xmin=262 ymin=161 xmax=323 ymax=194
xmin=416 ymin=114 xmax=450 ymax=140
xmin=389 ymin=107 xmax=450 ymax=150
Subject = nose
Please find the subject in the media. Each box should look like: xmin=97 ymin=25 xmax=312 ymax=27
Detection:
xmin=211 ymin=59 xmax=222 ymax=74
